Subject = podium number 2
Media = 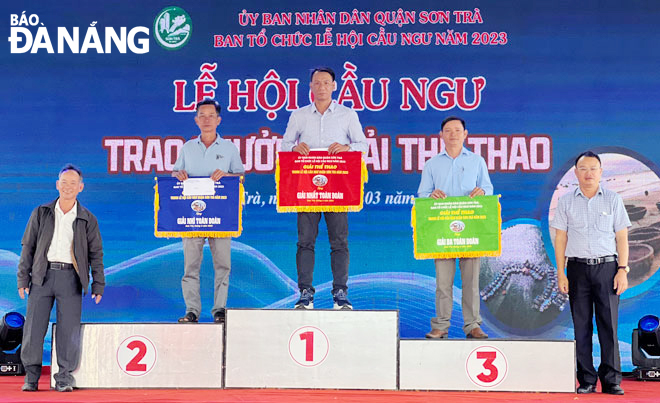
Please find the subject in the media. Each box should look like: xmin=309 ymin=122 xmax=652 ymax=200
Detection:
xmin=288 ymin=326 xmax=329 ymax=367
xmin=126 ymin=340 xmax=147 ymax=371
xmin=117 ymin=335 xmax=157 ymax=376
xmin=299 ymin=331 xmax=314 ymax=361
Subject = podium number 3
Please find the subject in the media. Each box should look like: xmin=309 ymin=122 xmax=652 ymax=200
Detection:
xmin=476 ymin=351 xmax=497 ymax=383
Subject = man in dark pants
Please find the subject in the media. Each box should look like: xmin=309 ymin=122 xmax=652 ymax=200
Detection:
xmin=17 ymin=164 xmax=105 ymax=392
xmin=281 ymin=67 xmax=367 ymax=310
xmin=551 ymin=151 xmax=630 ymax=395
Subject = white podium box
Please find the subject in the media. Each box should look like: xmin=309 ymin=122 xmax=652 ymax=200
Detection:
xmin=51 ymin=323 xmax=223 ymax=388
xmin=399 ymin=339 xmax=575 ymax=392
xmin=224 ymin=309 xmax=398 ymax=390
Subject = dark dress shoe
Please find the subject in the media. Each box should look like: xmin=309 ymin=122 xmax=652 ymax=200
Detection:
xmin=576 ymin=384 xmax=597 ymax=394
xmin=466 ymin=327 xmax=488 ymax=339
xmin=602 ymin=384 xmax=624 ymax=395
xmin=425 ymin=329 xmax=448 ymax=339
xmin=213 ymin=309 xmax=226 ymax=323
xmin=21 ymin=382 xmax=38 ymax=392
xmin=55 ymin=383 xmax=73 ymax=392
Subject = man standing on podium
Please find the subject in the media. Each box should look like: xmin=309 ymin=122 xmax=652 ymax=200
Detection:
xmin=551 ymin=151 xmax=630 ymax=395
xmin=281 ymin=66 xmax=367 ymax=310
xmin=172 ymin=98 xmax=245 ymax=324
xmin=17 ymin=164 xmax=105 ymax=392
xmin=417 ymin=116 xmax=493 ymax=339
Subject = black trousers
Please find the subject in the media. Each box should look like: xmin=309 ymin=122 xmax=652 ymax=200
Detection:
xmin=296 ymin=212 xmax=349 ymax=293
xmin=567 ymin=260 xmax=621 ymax=387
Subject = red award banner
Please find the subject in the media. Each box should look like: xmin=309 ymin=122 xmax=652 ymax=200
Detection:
xmin=276 ymin=151 xmax=368 ymax=213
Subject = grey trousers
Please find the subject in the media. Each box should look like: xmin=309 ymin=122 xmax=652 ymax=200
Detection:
xmin=182 ymin=237 xmax=231 ymax=316
xmin=296 ymin=212 xmax=349 ymax=293
xmin=431 ymin=257 xmax=482 ymax=334
xmin=21 ymin=268 xmax=82 ymax=385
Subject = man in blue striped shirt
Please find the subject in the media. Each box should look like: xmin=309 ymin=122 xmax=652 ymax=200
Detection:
xmin=418 ymin=116 xmax=493 ymax=339
xmin=551 ymin=151 xmax=630 ymax=395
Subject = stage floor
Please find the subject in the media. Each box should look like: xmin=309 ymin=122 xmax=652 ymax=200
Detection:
xmin=0 ymin=369 xmax=659 ymax=403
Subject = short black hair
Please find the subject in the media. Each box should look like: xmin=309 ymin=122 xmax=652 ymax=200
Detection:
xmin=310 ymin=67 xmax=335 ymax=82
xmin=574 ymin=150 xmax=601 ymax=167
xmin=441 ymin=116 xmax=466 ymax=131
xmin=59 ymin=163 xmax=83 ymax=181
xmin=196 ymin=98 xmax=221 ymax=115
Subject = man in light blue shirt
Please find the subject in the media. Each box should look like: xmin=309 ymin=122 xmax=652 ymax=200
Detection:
xmin=281 ymin=67 xmax=367 ymax=310
xmin=551 ymin=151 xmax=630 ymax=395
xmin=172 ymin=98 xmax=245 ymax=324
xmin=417 ymin=116 xmax=493 ymax=339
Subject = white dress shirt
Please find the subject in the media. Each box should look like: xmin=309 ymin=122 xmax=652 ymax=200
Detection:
xmin=47 ymin=200 xmax=77 ymax=263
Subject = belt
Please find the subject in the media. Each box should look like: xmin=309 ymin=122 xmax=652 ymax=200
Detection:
xmin=48 ymin=262 xmax=74 ymax=270
xmin=567 ymin=256 xmax=616 ymax=265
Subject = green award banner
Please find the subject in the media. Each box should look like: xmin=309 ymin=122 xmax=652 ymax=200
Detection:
xmin=412 ymin=195 xmax=502 ymax=260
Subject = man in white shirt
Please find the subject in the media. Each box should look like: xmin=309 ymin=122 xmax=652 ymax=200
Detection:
xmin=17 ymin=164 xmax=105 ymax=392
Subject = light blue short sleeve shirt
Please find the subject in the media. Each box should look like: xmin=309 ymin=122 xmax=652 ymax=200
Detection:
xmin=173 ymin=134 xmax=245 ymax=176
xmin=551 ymin=186 xmax=631 ymax=258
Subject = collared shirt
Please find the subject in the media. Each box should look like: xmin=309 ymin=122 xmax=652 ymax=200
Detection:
xmin=173 ymin=134 xmax=245 ymax=176
xmin=417 ymin=147 xmax=493 ymax=197
xmin=46 ymin=199 xmax=77 ymax=263
xmin=551 ymin=186 xmax=631 ymax=258
xmin=281 ymin=100 xmax=368 ymax=153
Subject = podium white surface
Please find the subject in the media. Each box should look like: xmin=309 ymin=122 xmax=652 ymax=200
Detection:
xmin=51 ymin=323 xmax=223 ymax=388
xmin=224 ymin=309 xmax=398 ymax=390
xmin=399 ymin=339 xmax=575 ymax=392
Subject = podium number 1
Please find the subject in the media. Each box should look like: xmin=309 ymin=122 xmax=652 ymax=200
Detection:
xmin=299 ymin=331 xmax=314 ymax=361
xmin=288 ymin=326 xmax=329 ymax=367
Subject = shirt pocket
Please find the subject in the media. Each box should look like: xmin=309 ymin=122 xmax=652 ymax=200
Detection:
xmin=596 ymin=213 xmax=614 ymax=232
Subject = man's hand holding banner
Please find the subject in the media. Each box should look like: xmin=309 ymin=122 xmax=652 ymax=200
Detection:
xmin=276 ymin=151 xmax=368 ymax=213
xmin=412 ymin=195 xmax=502 ymax=259
xmin=154 ymin=176 xmax=244 ymax=238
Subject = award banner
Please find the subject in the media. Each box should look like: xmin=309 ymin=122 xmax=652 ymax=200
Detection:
xmin=412 ymin=196 xmax=502 ymax=259
xmin=154 ymin=176 xmax=244 ymax=238
xmin=275 ymin=151 xmax=368 ymax=213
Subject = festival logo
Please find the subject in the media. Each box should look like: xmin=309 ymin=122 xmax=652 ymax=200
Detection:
xmin=154 ymin=6 xmax=192 ymax=50
xmin=312 ymin=174 xmax=328 ymax=187
xmin=450 ymin=220 xmax=465 ymax=233
xmin=191 ymin=200 xmax=206 ymax=213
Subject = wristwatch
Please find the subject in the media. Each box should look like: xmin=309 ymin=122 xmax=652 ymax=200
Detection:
xmin=618 ymin=265 xmax=630 ymax=273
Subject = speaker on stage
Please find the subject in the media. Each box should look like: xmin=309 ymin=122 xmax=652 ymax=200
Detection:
xmin=0 ymin=311 xmax=25 ymax=376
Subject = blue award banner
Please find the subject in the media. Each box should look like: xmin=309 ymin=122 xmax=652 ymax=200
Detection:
xmin=154 ymin=176 xmax=244 ymax=238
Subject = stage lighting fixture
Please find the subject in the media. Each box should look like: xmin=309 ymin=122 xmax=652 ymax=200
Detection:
xmin=0 ymin=311 xmax=25 ymax=375
xmin=632 ymin=314 xmax=660 ymax=381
